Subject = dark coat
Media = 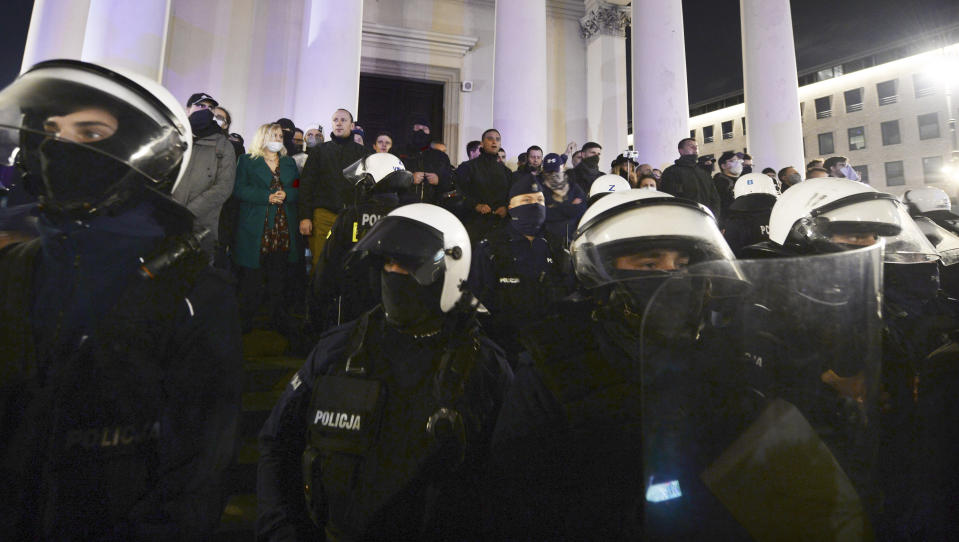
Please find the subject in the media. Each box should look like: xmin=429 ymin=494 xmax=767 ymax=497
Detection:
xmin=661 ymin=156 xmax=722 ymax=219
xmin=297 ymin=136 xmax=370 ymax=218
xmin=454 ymin=152 xmax=512 ymax=239
xmin=541 ymin=178 xmax=587 ymax=245
xmin=712 ymin=172 xmax=737 ymax=223
xmin=565 ymin=161 xmax=602 ymax=194
xmin=722 ymin=193 xmax=776 ymax=257
xmin=400 ymin=147 xmax=454 ymax=204
xmin=232 ymin=154 xmax=301 ymax=268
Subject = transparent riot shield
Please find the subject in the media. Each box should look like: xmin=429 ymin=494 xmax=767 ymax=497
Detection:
xmin=914 ymin=216 xmax=959 ymax=266
xmin=640 ymin=244 xmax=882 ymax=542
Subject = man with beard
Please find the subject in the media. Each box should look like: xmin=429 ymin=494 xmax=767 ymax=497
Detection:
xmin=565 ymin=141 xmax=602 ymax=193
xmin=540 ymin=152 xmax=586 ymax=244
xmin=519 ymin=145 xmax=544 ymax=176
xmin=660 ymin=137 xmax=721 ymax=219
xmin=298 ymin=108 xmax=370 ymax=268
xmin=172 ymin=92 xmax=236 ymax=259
xmin=455 ymin=128 xmax=512 ymax=241
xmin=777 ymin=166 xmax=802 ymax=192
xmin=399 ymin=116 xmax=454 ymax=205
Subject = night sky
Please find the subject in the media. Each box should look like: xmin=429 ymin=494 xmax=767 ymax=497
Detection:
xmin=0 ymin=0 xmax=957 ymax=105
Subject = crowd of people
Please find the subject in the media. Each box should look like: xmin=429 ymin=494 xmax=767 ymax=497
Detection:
xmin=3 ymin=59 xmax=959 ymax=541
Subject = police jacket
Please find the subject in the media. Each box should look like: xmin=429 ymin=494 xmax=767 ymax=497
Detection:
xmin=660 ymin=156 xmax=722 ymax=219
xmin=467 ymin=222 xmax=573 ymax=328
xmin=400 ymin=146 xmax=454 ymax=205
xmin=311 ymin=193 xmax=401 ymax=330
xmin=298 ymin=134 xmax=370 ymax=218
xmin=256 ymin=306 xmax=512 ymax=542
xmin=0 ymin=201 xmax=243 ymax=541
xmin=721 ymin=193 xmax=775 ymax=257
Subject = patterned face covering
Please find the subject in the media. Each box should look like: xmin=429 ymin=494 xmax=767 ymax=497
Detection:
xmin=542 ymin=170 xmax=568 ymax=201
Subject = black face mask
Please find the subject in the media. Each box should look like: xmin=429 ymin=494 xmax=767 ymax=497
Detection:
xmin=381 ymin=270 xmax=445 ymax=335
xmin=583 ymin=155 xmax=600 ymax=168
xmin=741 ymin=165 xmax=753 ymax=175
xmin=508 ymin=203 xmax=546 ymax=236
xmin=39 ymin=138 xmax=134 ymax=211
xmin=885 ymin=262 xmax=940 ymax=312
xmin=410 ymin=130 xmax=431 ymax=149
xmin=189 ymin=109 xmax=214 ymax=133
xmin=609 ymin=273 xmax=706 ymax=343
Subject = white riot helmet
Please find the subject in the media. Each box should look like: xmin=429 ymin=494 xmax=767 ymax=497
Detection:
xmin=901 ymin=186 xmax=953 ymax=215
xmin=588 ymin=174 xmax=632 ymax=204
xmin=733 ymin=172 xmax=780 ymax=199
xmin=769 ymin=178 xmax=938 ymax=263
xmin=342 ymin=152 xmax=412 ymax=194
xmin=351 ymin=203 xmax=472 ymax=331
xmin=0 ymin=59 xmax=192 ymax=218
xmin=572 ymin=189 xmax=735 ymax=289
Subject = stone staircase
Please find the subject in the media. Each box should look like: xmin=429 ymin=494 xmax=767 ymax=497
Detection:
xmin=214 ymin=330 xmax=305 ymax=541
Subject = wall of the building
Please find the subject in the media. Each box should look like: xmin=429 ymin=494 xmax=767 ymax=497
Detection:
xmin=689 ymin=44 xmax=959 ymax=196
xmin=159 ymin=0 xmax=589 ymax=165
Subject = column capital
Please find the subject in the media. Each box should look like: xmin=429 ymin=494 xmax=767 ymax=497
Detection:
xmin=580 ymin=1 xmax=630 ymax=41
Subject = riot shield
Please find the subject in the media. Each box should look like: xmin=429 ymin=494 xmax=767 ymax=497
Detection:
xmin=914 ymin=215 xmax=959 ymax=266
xmin=640 ymin=244 xmax=882 ymax=541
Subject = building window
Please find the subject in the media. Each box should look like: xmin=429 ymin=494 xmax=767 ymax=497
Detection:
xmin=818 ymin=132 xmax=835 ymax=155
xmin=703 ymin=125 xmax=714 ymax=144
xmin=853 ymin=165 xmax=869 ymax=183
xmin=844 ymin=87 xmax=864 ymax=112
xmin=848 ymin=126 xmax=866 ymax=150
xmin=722 ymin=120 xmax=734 ymax=139
xmin=885 ymin=160 xmax=905 ymax=186
xmin=913 ymin=73 xmax=936 ymax=98
xmin=690 ymin=129 xmax=696 ymax=140
xmin=918 ymin=112 xmax=941 ymax=140
xmin=881 ymin=120 xmax=901 ymax=145
xmin=741 ymin=117 xmax=746 ymax=135
xmin=877 ymin=79 xmax=898 ymax=106
xmin=923 ymin=156 xmax=944 ymax=183
xmin=815 ymin=96 xmax=832 ymax=119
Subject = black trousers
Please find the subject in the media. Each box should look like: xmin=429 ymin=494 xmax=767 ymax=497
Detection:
xmin=238 ymin=252 xmax=293 ymax=333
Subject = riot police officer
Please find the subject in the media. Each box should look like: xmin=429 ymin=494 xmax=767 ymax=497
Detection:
xmin=257 ymin=204 xmax=512 ymax=541
xmin=586 ymin=173 xmax=631 ymax=205
xmin=467 ymin=173 xmax=574 ymax=364
xmin=721 ymin=172 xmax=779 ymax=256
xmin=309 ymin=153 xmax=412 ymax=336
xmin=754 ymin=177 xmax=956 ymax=538
xmin=902 ymin=186 xmax=959 ymax=297
xmin=0 ymin=60 xmax=243 ymax=540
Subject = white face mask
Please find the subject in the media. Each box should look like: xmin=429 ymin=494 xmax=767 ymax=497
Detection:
xmin=265 ymin=141 xmax=284 ymax=153
xmin=214 ymin=117 xmax=226 ymax=129
xmin=841 ymin=163 xmax=860 ymax=181
xmin=727 ymin=160 xmax=743 ymax=176
xmin=640 ymin=185 xmax=658 ymax=191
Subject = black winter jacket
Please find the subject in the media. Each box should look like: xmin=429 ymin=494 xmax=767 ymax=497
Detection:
xmin=297 ymin=135 xmax=370 ymax=218
xmin=660 ymin=156 xmax=722 ymax=219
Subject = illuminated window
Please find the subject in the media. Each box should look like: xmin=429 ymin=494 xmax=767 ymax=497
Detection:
xmin=913 ymin=73 xmax=936 ymax=98
xmin=848 ymin=126 xmax=866 ymax=151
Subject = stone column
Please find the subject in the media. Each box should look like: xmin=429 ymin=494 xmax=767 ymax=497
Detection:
xmin=292 ymin=0 xmax=364 ymax=132
xmin=21 ymin=0 xmax=92 ymax=72
xmin=741 ymin=0 xmax=805 ymax=173
xmin=583 ymin=1 xmax=629 ymax=169
xmin=630 ymin=0 xmax=688 ymax=168
xmin=492 ymin=0 xmax=547 ymax=160
xmin=81 ymin=0 xmax=171 ymax=80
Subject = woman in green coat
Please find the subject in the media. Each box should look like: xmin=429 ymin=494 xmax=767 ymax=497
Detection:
xmin=233 ymin=122 xmax=301 ymax=334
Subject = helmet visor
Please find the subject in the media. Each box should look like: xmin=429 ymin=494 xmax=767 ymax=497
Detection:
xmin=572 ymin=201 xmax=736 ymax=289
xmin=0 ymin=66 xmax=187 ymax=185
xmin=350 ymin=215 xmax=446 ymax=286
xmin=913 ymin=216 xmax=959 ymax=266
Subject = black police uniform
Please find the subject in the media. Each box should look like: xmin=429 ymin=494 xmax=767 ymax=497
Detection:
xmin=256 ymin=306 xmax=512 ymax=541
xmin=487 ymin=301 xmax=756 ymax=539
xmin=721 ymin=193 xmax=776 ymax=257
xmin=467 ymin=221 xmax=573 ymax=360
xmin=310 ymin=193 xmax=401 ymax=334
xmin=0 ymin=201 xmax=243 ymax=541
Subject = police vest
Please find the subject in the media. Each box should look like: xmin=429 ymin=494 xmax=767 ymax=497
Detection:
xmin=0 ymin=235 xmax=208 ymax=538
xmin=302 ymin=307 xmax=494 ymax=541
xmin=479 ymin=228 xmax=570 ymax=327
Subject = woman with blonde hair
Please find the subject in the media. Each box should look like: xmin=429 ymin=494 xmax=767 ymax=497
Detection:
xmin=233 ymin=122 xmax=301 ymax=335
